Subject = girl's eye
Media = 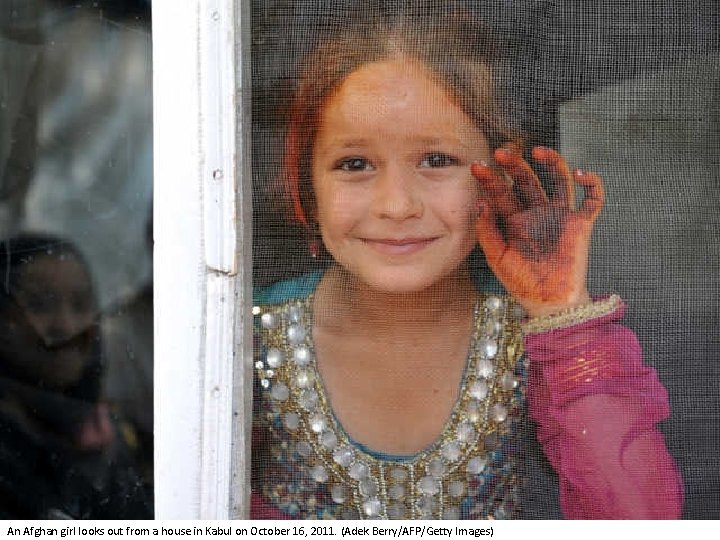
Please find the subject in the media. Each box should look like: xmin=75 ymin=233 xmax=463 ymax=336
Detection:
xmin=336 ymin=157 xmax=372 ymax=172
xmin=420 ymin=152 xmax=460 ymax=168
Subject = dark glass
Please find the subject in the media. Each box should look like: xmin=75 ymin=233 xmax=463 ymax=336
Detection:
xmin=1 ymin=0 xmax=152 ymax=519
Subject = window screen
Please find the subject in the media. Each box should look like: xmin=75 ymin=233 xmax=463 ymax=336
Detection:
xmin=249 ymin=0 xmax=718 ymax=520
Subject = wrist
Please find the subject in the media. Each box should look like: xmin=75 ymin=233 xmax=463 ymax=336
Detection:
xmin=521 ymin=294 xmax=621 ymax=335
xmin=521 ymin=290 xmax=592 ymax=318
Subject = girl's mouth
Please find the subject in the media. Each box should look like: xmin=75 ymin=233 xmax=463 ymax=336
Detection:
xmin=361 ymin=237 xmax=438 ymax=255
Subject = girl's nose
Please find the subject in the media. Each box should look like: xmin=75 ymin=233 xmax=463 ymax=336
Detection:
xmin=371 ymin=164 xmax=423 ymax=220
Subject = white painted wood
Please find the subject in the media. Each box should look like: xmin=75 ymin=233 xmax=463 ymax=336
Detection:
xmin=153 ymin=0 xmax=243 ymax=519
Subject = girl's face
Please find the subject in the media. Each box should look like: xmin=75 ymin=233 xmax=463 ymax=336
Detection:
xmin=312 ymin=59 xmax=491 ymax=293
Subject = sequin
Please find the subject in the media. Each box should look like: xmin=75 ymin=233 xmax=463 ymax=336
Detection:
xmin=478 ymin=338 xmax=498 ymax=359
xmin=298 ymin=389 xmax=318 ymax=410
xmin=490 ymin=403 xmax=508 ymax=423
xmin=270 ymin=382 xmax=289 ymax=401
xmin=485 ymin=296 xmax=503 ymax=312
xmin=418 ymin=476 xmax=440 ymax=495
xmin=287 ymin=324 xmax=306 ymax=345
xmin=348 ymin=461 xmax=369 ymax=480
xmin=476 ymin=359 xmax=494 ymax=379
xmin=387 ymin=503 xmax=407 ymax=519
xmin=469 ymin=380 xmax=488 ymax=400
xmin=266 ymin=348 xmax=283 ymax=368
xmin=287 ymin=305 xmax=302 ymax=324
xmin=319 ymin=430 xmax=338 ymax=450
xmin=296 ymin=441 xmax=312 ymax=457
xmin=441 ymin=441 xmax=461 ymax=462
xmin=484 ymin=318 xmax=502 ymax=336
xmin=309 ymin=413 xmax=326 ymax=433
xmin=467 ymin=456 xmax=487 ymax=475
xmin=260 ymin=312 xmax=277 ymax=329
xmin=359 ymin=478 xmax=378 ymax=498
xmin=485 ymin=296 xmax=502 ymax=311
xmin=293 ymin=346 xmax=311 ymax=366
xmin=448 ymin=480 xmax=465 ymax=498
xmin=330 ymin=484 xmax=346 ymax=504
xmin=390 ymin=467 xmax=408 ymax=482
xmin=284 ymin=412 xmax=300 ymax=431
xmin=443 ymin=506 xmax=460 ymax=520
xmin=332 ymin=446 xmax=354 ymax=467
xmin=501 ymin=372 xmax=518 ymax=391
xmin=511 ymin=304 xmax=525 ymax=320
xmin=296 ymin=369 xmax=314 ymax=389
xmin=260 ymin=379 xmax=270 ymax=389
xmin=362 ymin=498 xmax=381 ymax=518
xmin=418 ymin=495 xmax=436 ymax=515
xmin=456 ymin=421 xmax=476 ymax=442
xmin=255 ymin=361 xmax=264 ymax=370
xmin=310 ymin=465 xmax=328 ymax=483
xmin=427 ymin=458 xmax=446 ymax=478
xmin=388 ymin=484 xmax=405 ymax=500
xmin=266 ymin=369 xmax=275 ymax=378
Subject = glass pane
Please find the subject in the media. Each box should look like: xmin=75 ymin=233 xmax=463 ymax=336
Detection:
xmin=1 ymin=1 xmax=153 ymax=518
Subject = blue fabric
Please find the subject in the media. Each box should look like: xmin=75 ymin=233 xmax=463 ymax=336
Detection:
xmin=253 ymin=265 xmax=505 ymax=306
xmin=253 ymin=270 xmax=324 ymax=305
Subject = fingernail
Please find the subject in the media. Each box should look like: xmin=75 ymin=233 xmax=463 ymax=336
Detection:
xmin=478 ymin=160 xmax=490 ymax=168
xmin=575 ymin=168 xmax=585 ymax=176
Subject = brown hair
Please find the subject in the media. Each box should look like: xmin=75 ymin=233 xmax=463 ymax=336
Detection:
xmin=283 ymin=8 xmax=521 ymax=229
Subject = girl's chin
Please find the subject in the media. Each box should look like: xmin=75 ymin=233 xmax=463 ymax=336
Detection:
xmin=351 ymin=267 xmax=458 ymax=295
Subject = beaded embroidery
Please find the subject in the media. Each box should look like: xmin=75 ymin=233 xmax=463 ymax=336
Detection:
xmin=253 ymin=294 xmax=527 ymax=519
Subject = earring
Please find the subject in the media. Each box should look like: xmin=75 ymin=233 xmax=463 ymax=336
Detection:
xmin=309 ymin=239 xmax=319 ymax=259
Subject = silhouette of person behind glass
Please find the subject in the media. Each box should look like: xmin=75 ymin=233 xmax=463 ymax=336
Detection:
xmin=0 ymin=233 xmax=151 ymax=518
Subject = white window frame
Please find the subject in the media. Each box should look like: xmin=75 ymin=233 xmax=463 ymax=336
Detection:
xmin=152 ymin=0 xmax=251 ymax=519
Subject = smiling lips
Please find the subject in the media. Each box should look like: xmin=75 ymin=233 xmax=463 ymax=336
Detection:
xmin=361 ymin=237 xmax=439 ymax=256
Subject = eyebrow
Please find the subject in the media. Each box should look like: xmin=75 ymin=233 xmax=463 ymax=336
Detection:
xmin=329 ymin=136 xmax=462 ymax=148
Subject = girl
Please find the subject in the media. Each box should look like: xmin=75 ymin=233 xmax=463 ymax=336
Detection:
xmin=251 ymin=9 xmax=683 ymax=520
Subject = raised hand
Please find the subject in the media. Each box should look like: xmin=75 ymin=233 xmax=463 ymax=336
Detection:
xmin=472 ymin=146 xmax=604 ymax=318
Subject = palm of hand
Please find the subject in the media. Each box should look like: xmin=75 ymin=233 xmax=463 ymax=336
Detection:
xmin=472 ymin=146 xmax=604 ymax=317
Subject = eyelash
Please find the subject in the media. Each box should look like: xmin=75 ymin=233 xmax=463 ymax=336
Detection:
xmin=420 ymin=152 xmax=460 ymax=168
xmin=335 ymin=157 xmax=373 ymax=172
xmin=333 ymin=152 xmax=460 ymax=173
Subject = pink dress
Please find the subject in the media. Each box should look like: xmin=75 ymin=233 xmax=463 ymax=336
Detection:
xmin=251 ymin=281 xmax=683 ymax=519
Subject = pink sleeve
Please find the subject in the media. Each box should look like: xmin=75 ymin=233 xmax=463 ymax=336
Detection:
xmin=524 ymin=301 xmax=684 ymax=519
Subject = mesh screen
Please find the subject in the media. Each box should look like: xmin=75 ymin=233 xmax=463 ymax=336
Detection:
xmin=250 ymin=0 xmax=719 ymax=519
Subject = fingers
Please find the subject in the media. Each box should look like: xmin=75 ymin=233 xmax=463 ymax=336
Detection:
xmin=475 ymin=200 xmax=507 ymax=268
xmin=531 ymin=146 xmax=574 ymax=207
xmin=471 ymin=161 xmax=519 ymax=216
xmin=574 ymin=169 xmax=604 ymax=221
xmin=494 ymin=146 xmax=548 ymax=207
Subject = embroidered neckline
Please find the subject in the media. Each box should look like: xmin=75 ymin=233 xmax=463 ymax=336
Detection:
xmin=254 ymin=293 xmax=523 ymax=519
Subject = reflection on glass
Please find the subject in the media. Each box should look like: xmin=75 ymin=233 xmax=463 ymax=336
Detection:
xmin=1 ymin=1 xmax=152 ymax=518
xmin=0 ymin=235 xmax=150 ymax=518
